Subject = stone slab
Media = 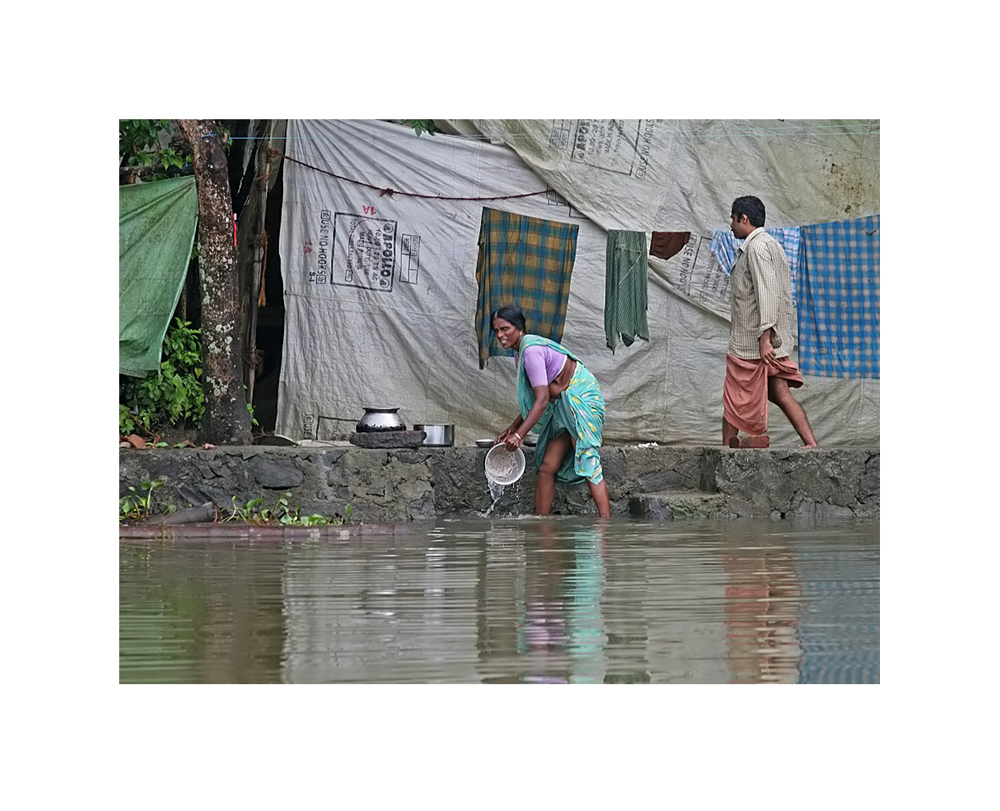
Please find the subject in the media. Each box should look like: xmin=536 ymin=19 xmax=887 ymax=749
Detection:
xmin=349 ymin=430 xmax=426 ymax=449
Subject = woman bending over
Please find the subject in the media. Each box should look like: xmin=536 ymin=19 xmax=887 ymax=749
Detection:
xmin=492 ymin=305 xmax=611 ymax=518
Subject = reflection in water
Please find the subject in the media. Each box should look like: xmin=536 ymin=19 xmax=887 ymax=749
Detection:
xmin=119 ymin=518 xmax=879 ymax=684
xmin=794 ymin=541 xmax=880 ymax=684
xmin=119 ymin=545 xmax=287 ymax=683
xmin=722 ymin=532 xmax=801 ymax=683
xmin=486 ymin=523 xmax=607 ymax=683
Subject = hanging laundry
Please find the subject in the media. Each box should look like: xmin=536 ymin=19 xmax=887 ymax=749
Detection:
xmin=475 ymin=207 xmax=579 ymax=369
xmin=709 ymin=231 xmax=740 ymax=276
xmin=649 ymin=231 xmax=691 ymax=262
xmin=772 ymin=227 xmax=802 ymax=306
xmin=798 ymin=215 xmax=879 ymax=379
xmin=604 ymin=230 xmax=649 ymax=352
xmin=710 ymin=226 xmax=802 ymax=305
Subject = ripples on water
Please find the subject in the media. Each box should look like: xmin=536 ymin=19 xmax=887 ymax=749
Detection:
xmin=119 ymin=517 xmax=879 ymax=684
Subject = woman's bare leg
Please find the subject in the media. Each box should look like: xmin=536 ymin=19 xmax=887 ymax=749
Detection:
xmin=536 ymin=432 xmax=573 ymax=515
xmin=587 ymin=477 xmax=611 ymax=518
xmin=566 ymin=432 xmax=611 ymax=518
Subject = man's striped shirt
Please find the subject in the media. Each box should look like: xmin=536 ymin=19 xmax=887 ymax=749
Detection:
xmin=728 ymin=227 xmax=795 ymax=360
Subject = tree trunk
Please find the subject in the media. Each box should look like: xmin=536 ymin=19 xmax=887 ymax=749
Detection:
xmin=177 ymin=119 xmax=252 ymax=445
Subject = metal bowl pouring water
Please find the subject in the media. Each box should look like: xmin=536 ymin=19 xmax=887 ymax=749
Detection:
xmin=484 ymin=444 xmax=526 ymax=485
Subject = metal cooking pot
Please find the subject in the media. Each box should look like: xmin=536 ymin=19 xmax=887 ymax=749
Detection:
xmin=413 ymin=423 xmax=454 ymax=447
xmin=356 ymin=407 xmax=406 ymax=433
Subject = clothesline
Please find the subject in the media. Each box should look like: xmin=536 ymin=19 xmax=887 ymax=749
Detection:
xmin=270 ymin=149 xmax=552 ymax=203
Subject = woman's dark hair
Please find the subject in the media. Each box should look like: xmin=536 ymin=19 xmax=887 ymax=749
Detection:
xmin=491 ymin=305 xmax=527 ymax=332
xmin=731 ymin=195 xmax=766 ymax=227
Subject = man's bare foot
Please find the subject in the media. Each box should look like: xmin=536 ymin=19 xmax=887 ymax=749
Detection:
xmin=730 ymin=435 xmax=770 ymax=448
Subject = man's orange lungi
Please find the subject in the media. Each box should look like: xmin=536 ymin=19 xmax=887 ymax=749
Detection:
xmin=723 ymin=354 xmax=804 ymax=435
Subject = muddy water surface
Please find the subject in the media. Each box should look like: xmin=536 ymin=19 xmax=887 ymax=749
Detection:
xmin=119 ymin=517 xmax=879 ymax=684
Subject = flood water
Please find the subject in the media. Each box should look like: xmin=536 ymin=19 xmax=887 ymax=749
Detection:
xmin=119 ymin=517 xmax=879 ymax=684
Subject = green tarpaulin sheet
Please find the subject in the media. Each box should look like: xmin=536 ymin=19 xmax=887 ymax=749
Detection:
xmin=119 ymin=176 xmax=198 ymax=377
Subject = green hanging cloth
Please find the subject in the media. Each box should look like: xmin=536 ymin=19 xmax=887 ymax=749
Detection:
xmin=604 ymin=229 xmax=649 ymax=353
xmin=119 ymin=176 xmax=198 ymax=376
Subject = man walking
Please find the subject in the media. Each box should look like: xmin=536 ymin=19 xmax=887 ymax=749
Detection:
xmin=723 ymin=196 xmax=818 ymax=448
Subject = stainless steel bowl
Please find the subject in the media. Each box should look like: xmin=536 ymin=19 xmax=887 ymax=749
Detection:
xmin=413 ymin=423 xmax=454 ymax=447
xmin=356 ymin=407 xmax=406 ymax=433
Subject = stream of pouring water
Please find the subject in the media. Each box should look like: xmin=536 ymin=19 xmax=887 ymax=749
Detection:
xmin=484 ymin=474 xmax=526 ymax=516
xmin=484 ymin=478 xmax=506 ymax=516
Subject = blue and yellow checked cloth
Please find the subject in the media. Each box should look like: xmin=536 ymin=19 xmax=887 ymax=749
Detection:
xmin=475 ymin=207 xmax=578 ymax=369
xmin=798 ymin=215 xmax=880 ymax=379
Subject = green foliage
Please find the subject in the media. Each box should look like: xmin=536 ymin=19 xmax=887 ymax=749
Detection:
xmin=119 ymin=403 xmax=137 ymax=436
xmin=223 ymin=493 xmax=353 ymax=526
xmin=245 ymin=385 xmax=259 ymax=428
xmin=119 ymin=118 xmax=168 ymax=163
xmin=216 ymin=123 xmax=233 ymax=155
xmin=118 ymin=482 xmax=353 ymax=527
xmin=120 ymin=318 xmax=205 ymax=436
xmin=404 ymin=119 xmax=437 ymax=137
xmin=119 ymin=119 xmax=191 ymax=183
xmin=119 ymin=478 xmax=168 ymax=521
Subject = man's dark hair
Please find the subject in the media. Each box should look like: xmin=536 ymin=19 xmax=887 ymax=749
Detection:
xmin=491 ymin=305 xmax=527 ymax=332
xmin=731 ymin=196 xmax=766 ymax=227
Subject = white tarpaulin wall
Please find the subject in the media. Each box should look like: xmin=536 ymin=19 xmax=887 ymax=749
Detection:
xmin=277 ymin=119 xmax=879 ymax=447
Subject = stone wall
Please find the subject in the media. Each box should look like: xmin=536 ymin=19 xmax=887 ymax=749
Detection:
xmin=119 ymin=444 xmax=879 ymax=522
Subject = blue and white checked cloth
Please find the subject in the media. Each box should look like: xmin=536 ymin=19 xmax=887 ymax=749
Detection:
xmin=798 ymin=215 xmax=879 ymax=379
xmin=710 ymin=227 xmax=802 ymax=305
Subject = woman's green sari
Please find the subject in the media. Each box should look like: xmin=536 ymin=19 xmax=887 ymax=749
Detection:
xmin=517 ymin=334 xmax=605 ymax=485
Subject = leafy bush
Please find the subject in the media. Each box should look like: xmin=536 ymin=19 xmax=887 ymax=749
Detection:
xmin=223 ymin=493 xmax=353 ymax=526
xmin=119 ymin=478 xmax=169 ymax=521
xmin=120 ymin=318 xmax=205 ymax=436
xmin=404 ymin=119 xmax=437 ymax=137
xmin=119 ymin=119 xmax=188 ymax=182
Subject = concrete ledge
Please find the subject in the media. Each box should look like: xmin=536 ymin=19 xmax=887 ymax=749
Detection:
xmin=119 ymin=444 xmax=879 ymax=523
